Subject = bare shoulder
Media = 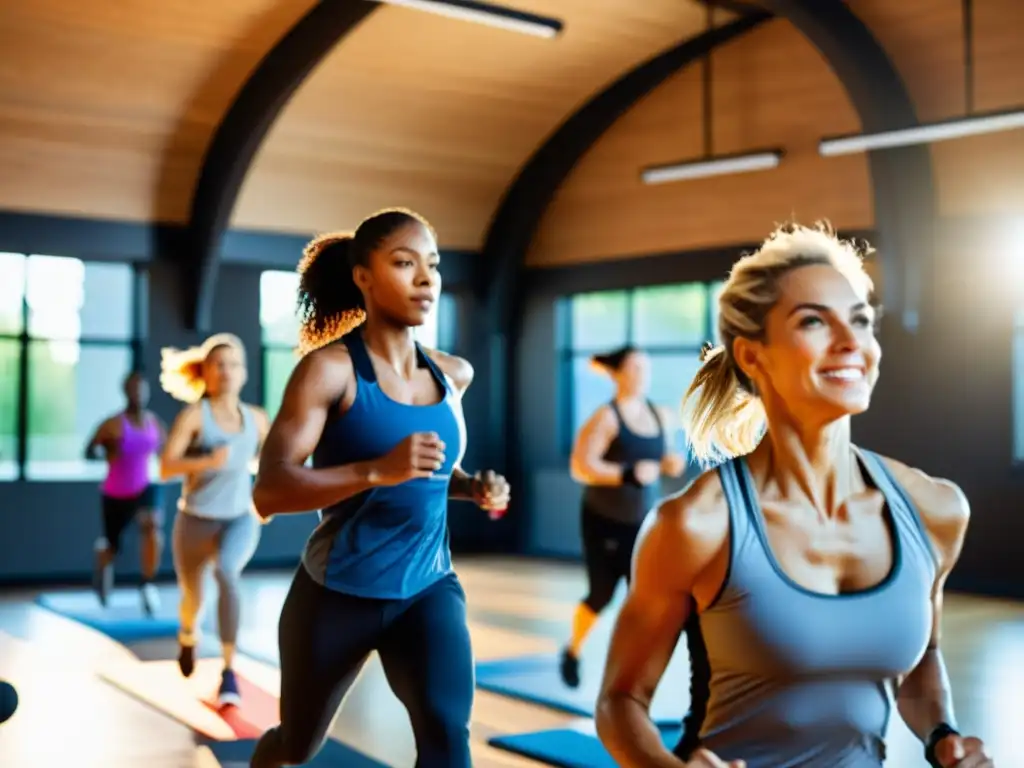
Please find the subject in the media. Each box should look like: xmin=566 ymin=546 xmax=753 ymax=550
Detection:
xmin=297 ymin=343 xmax=355 ymax=388
xmin=637 ymin=468 xmax=730 ymax=591
xmin=422 ymin=347 xmax=473 ymax=393
xmin=878 ymin=455 xmax=970 ymax=563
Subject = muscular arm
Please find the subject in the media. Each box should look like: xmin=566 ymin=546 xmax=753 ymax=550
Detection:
xmin=252 ymin=349 xmax=378 ymax=518
xmin=886 ymin=460 xmax=970 ymax=741
xmin=596 ymin=476 xmax=726 ymax=766
xmin=570 ymin=406 xmax=623 ymax=486
xmin=160 ymin=405 xmax=216 ymax=480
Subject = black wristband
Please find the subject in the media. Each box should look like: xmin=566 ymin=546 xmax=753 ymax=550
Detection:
xmin=924 ymin=722 xmax=959 ymax=768
xmin=621 ymin=464 xmax=641 ymax=487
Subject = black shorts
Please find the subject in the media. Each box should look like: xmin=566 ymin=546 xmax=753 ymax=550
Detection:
xmin=101 ymin=484 xmax=162 ymax=553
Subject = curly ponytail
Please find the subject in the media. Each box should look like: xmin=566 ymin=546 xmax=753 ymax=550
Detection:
xmin=297 ymin=233 xmax=365 ymax=355
xmin=296 ymin=208 xmax=435 ymax=356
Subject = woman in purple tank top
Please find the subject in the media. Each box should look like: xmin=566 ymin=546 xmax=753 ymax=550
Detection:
xmin=84 ymin=371 xmax=167 ymax=615
xmin=597 ymin=223 xmax=994 ymax=768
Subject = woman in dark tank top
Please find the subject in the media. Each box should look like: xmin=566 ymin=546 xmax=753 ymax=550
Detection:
xmin=596 ymin=223 xmax=993 ymax=768
xmin=559 ymin=344 xmax=687 ymax=689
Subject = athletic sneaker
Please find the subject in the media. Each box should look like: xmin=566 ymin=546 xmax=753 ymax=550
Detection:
xmin=139 ymin=582 xmax=160 ymax=616
xmin=559 ymin=647 xmax=580 ymax=688
xmin=218 ymin=668 xmax=241 ymax=708
xmin=178 ymin=641 xmax=196 ymax=678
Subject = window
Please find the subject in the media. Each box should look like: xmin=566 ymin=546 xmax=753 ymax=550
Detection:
xmin=560 ymin=283 xmax=720 ymax=452
xmin=1014 ymin=310 xmax=1024 ymax=461
xmin=0 ymin=253 xmax=141 ymax=481
xmin=260 ymin=270 xmax=302 ymax=421
xmin=258 ymin=270 xmax=458 ymax=418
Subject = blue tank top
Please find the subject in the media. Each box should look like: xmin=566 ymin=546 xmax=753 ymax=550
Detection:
xmin=696 ymin=450 xmax=937 ymax=767
xmin=301 ymin=331 xmax=464 ymax=600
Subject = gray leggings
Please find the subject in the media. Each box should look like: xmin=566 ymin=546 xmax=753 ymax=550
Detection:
xmin=172 ymin=510 xmax=261 ymax=646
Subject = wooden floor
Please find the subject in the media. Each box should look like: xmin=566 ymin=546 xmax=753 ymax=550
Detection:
xmin=1 ymin=557 xmax=1023 ymax=767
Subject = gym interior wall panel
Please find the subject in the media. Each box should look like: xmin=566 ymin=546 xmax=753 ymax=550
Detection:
xmin=527 ymin=18 xmax=872 ymax=267
xmin=0 ymin=0 xmax=317 ymax=225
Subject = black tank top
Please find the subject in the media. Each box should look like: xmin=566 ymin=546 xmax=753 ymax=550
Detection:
xmin=580 ymin=400 xmax=665 ymax=526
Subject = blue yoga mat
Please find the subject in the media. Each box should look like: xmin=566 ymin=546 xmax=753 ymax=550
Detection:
xmin=35 ymin=589 xmax=180 ymax=643
xmin=474 ymin=654 xmax=688 ymax=726
xmin=201 ymin=737 xmax=388 ymax=767
xmin=489 ymin=724 xmax=683 ymax=768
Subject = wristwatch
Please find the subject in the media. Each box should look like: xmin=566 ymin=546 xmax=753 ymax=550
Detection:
xmin=924 ymin=722 xmax=959 ymax=767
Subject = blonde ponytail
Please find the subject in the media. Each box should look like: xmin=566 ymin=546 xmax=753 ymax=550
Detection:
xmin=159 ymin=333 xmax=245 ymax=404
xmin=681 ymin=342 xmax=766 ymax=465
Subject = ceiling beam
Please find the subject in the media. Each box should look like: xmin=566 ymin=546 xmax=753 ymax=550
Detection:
xmin=181 ymin=0 xmax=378 ymax=332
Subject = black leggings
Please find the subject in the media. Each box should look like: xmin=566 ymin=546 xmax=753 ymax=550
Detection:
xmin=580 ymin=507 xmax=643 ymax=614
xmin=251 ymin=566 xmax=474 ymax=768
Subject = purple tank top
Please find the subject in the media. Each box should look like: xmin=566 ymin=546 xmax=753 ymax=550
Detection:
xmin=102 ymin=414 xmax=160 ymax=498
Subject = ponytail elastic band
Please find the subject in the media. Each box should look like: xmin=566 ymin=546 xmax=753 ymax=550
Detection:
xmin=699 ymin=341 xmax=725 ymax=363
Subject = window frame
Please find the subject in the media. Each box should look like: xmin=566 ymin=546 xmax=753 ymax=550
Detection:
xmin=0 ymin=255 xmax=145 ymax=482
xmin=559 ymin=281 xmax=722 ymax=454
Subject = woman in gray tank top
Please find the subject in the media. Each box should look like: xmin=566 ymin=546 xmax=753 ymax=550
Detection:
xmin=159 ymin=333 xmax=269 ymax=708
xmin=597 ymin=223 xmax=994 ymax=768
xmin=560 ymin=344 xmax=686 ymax=689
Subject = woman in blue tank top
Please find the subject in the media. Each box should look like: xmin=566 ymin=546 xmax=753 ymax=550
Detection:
xmin=560 ymin=344 xmax=686 ymax=688
xmin=249 ymin=208 xmax=510 ymax=768
xmin=597 ymin=223 xmax=994 ymax=768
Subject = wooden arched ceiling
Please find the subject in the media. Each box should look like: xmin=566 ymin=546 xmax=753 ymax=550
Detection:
xmin=0 ymin=0 xmax=318 ymax=224
xmin=530 ymin=0 xmax=1024 ymax=266
xmin=233 ymin=1 xmax=736 ymax=247
xmin=0 ymin=0 xmax=737 ymax=249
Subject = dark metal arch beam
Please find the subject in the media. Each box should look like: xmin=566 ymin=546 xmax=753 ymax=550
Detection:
xmin=756 ymin=0 xmax=937 ymax=329
xmin=475 ymin=11 xmax=771 ymax=473
xmin=182 ymin=0 xmax=378 ymax=332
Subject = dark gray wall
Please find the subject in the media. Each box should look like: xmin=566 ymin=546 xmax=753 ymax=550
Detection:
xmin=0 ymin=213 xmax=496 ymax=586
xmin=517 ymin=217 xmax=1024 ymax=598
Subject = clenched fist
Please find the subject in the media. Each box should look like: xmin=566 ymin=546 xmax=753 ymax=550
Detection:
xmin=370 ymin=432 xmax=446 ymax=486
xmin=471 ymin=469 xmax=511 ymax=519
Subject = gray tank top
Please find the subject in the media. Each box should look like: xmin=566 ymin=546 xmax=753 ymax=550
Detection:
xmin=697 ymin=450 xmax=937 ymax=767
xmin=178 ymin=399 xmax=260 ymax=521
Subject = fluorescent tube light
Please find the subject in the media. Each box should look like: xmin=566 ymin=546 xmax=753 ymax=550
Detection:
xmin=379 ymin=0 xmax=563 ymax=38
xmin=819 ymin=108 xmax=1024 ymax=157
xmin=641 ymin=150 xmax=783 ymax=185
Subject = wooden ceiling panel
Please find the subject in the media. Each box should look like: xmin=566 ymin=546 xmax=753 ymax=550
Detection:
xmin=233 ymin=1 xmax=730 ymax=247
xmin=854 ymin=0 xmax=1024 ymax=216
xmin=528 ymin=19 xmax=872 ymax=266
xmin=0 ymin=0 xmax=317 ymax=224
